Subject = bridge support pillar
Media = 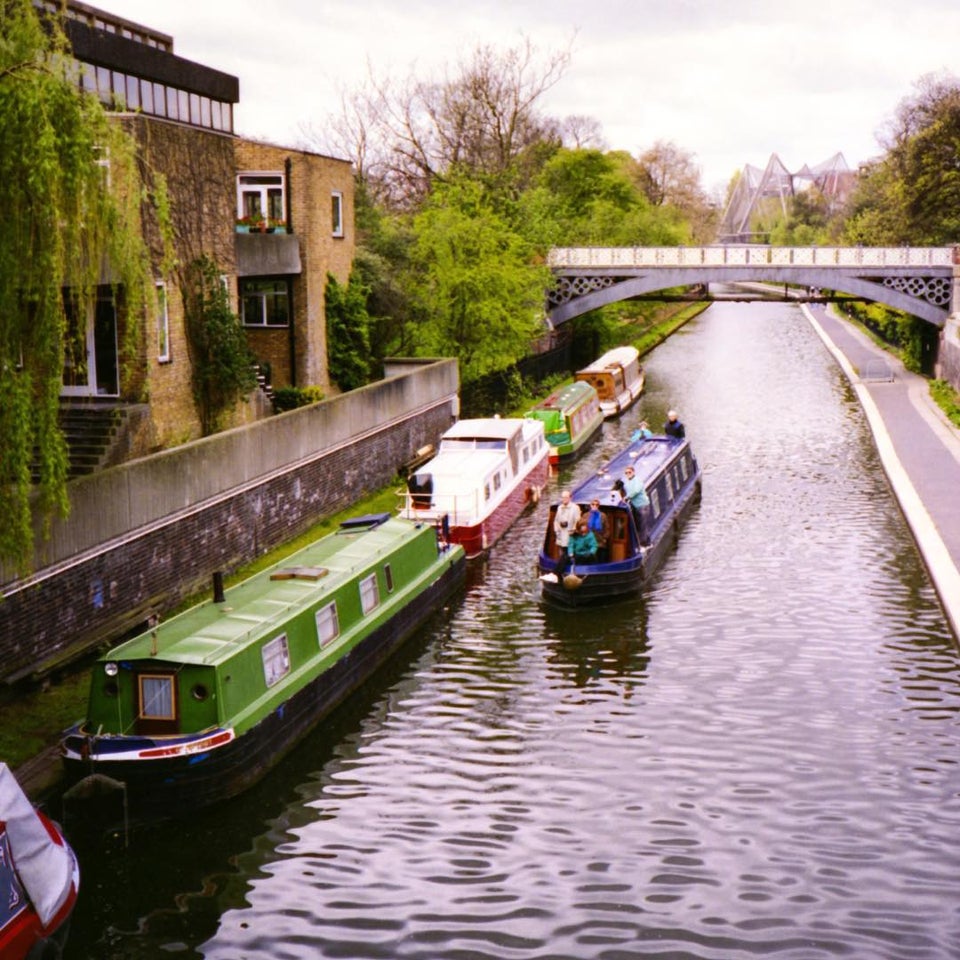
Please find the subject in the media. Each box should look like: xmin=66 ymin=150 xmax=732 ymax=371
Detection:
xmin=937 ymin=256 xmax=960 ymax=391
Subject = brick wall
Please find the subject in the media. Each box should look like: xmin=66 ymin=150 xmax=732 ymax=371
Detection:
xmin=1 ymin=392 xmax=454 ymax=685
xmin=235 ymin=140 xmax=355 ymax=390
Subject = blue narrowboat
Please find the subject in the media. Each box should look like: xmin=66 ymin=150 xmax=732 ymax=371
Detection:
xmin=538 ymin=435 xmax=701 ymax=606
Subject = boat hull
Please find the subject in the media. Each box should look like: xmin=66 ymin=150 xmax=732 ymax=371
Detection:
xmin=538 ymin=436 xmax=701 ymax=607
xmin=449 ymin=455 xmax=549 ymax=558
xmin=549 ymin=418 xmax=603 ymax=464
xmin=540 ymin=482 xmax=699 ymax=606
xmin=0 ymin=766 xmax=79 ymax=960
xmin=599 ymin=370 xmax=645 ymax=419
xmin=62 ymin=554 xmax=465 ymax=825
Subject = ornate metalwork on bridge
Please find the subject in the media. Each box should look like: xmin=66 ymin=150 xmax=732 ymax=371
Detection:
xmin=546 ymin=246 xmax=959 ymax=328
xmin=875 ymin=275 xmax=953 ymax=308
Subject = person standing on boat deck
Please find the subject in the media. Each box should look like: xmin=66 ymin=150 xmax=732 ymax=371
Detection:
xmin=554 ymin=490 xmax=581 ymax=565
xmin=631 ymin=420 xmax=653 ymax=442
xmin=585 ymin=499 xmax=611 ymax=561
xmin=568 ymin=519 xmax=599 ymax=564
xmin=664 ymin=410 xmax=685 ymax=439
xmin=621 ymin=466 xmax=651 ymax=546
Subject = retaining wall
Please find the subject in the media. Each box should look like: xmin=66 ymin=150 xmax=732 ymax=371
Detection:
xmin=1 ymin=360 xmax=458 ymax=684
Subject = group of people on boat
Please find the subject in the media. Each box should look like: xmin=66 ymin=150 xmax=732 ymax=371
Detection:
xmin=554 ymin=491 xmax=609 ymax=567
xmin=553 ymin=410 xmax=686 ymax=572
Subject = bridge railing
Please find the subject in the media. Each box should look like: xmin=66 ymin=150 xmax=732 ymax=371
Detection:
xmin=548 ymin=246 xmax=957 ymax=269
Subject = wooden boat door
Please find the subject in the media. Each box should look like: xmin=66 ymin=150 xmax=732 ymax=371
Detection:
xmin=608 ymin=510 xmax=631 ymax=561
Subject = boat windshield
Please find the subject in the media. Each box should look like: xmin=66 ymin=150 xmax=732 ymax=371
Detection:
xmin=441 ymin=438 xmax=507 ymax=451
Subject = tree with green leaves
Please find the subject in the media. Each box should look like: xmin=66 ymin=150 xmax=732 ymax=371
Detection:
xmin=409 ymin=175 xmax=550 ymax=382
xmin=844 ymin=72 xmax=960 ymax=245
xmin=0 ymin=0 xmax=154 ymax=573
xmin=183 ymin=256 xmax=256 ymax=435
xmin=325 ymin=271 xmax=372 ymax=391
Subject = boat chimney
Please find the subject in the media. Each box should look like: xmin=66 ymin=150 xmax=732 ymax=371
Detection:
xmin=213 ymin=571 xmax=225 ymax=604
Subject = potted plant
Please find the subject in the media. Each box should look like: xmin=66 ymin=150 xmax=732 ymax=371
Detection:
xmin=236 ymin=214 xmax=268 ymax=233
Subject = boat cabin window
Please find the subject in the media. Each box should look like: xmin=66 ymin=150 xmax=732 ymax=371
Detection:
xmin=316 ymin=602 xmax=340 ymax=648
xmin=679 ymin=456 xmax=688 ymax=482
xmin=523 ymin=446 xmax=530 ymax=464
xmin=139 ymin=674 xmax=176 ymax=720
xmin=262 ymin=634 xmax=291 ymax=687
xmin=443 ymin=438 xmax=507 ymax=451
xmin=360 ymin=572 xmax=380 ymax=614
xmin=484 ymin=482 xmax=491 ymax=502
xmin=384 ymin=564 xmax=394 ymax=592
xmin=650 ymin=489 xmax=661 ymax=519
xmin=493 ymin=473 xmax=502 ymax=492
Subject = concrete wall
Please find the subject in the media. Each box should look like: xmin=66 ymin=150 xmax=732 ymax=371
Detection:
xmin=1 ymin=360 xmax=458 ymax=684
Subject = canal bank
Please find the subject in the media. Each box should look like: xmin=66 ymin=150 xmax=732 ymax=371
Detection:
xmin=806 ymin=303 xmax=960 ymax=641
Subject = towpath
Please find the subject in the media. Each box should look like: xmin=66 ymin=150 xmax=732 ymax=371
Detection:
xmin=807 ymin=304 xmax=960 ymax=640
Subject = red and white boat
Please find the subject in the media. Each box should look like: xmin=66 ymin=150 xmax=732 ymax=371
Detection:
xmin=0 ymin=764 xmax=80 ymax=960
xmin=400 ymin=418 xmax=550 ymax=559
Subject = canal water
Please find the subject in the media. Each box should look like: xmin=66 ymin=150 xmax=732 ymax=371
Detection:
xmin=62 ymin=301 xmax=960 ymax=960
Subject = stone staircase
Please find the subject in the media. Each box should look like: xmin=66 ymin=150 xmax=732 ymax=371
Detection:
xmin=31 ymin=403 xmax=132 ymax=482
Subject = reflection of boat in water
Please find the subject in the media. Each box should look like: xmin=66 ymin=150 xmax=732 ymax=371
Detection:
xmin=399 ymin=418 xmax=550 ymax=559
xmin=525 ymin=380 xmax=604 ymax=465
xmin=538 ymin=434 xmax=701 ymax=606
xmin=62 ymin=514 xmax=465 ymax=825
xmin=574 ymin=346 xmax=644 ymax=419
xmin=0 ymin=764 xmax=79 ymax=960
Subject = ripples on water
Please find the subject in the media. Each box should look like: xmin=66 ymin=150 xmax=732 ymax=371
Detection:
xmin=65 ymin=303 xmax=960 ymax=960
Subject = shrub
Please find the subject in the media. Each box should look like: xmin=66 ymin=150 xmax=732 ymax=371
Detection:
xmin=272 ymin=386 xmax=325 ymax=413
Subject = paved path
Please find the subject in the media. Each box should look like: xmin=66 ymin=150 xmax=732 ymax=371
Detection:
xmin=806 ymin=304 xmax=960 ymax=640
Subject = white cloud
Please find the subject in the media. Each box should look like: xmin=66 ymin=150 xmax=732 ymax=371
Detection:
xmin=98 ymin=0 xmax=960 ymax=191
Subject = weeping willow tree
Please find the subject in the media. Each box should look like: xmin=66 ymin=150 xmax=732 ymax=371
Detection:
xmin=0 ymin=0 xmax=156 ymax=573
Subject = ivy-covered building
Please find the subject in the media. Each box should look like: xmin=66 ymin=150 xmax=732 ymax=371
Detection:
xmin=57 ymin=1 xmax=354 ymax=458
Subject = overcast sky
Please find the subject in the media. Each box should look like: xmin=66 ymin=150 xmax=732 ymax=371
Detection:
xmin=102 ymin=0 xmax=960 ymax=196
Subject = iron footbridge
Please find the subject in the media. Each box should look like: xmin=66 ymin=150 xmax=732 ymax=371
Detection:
xmin=547 ymin=246 xmax=959 ymax=328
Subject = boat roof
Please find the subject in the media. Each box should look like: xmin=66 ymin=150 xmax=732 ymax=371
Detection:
xmin=529 ymin=380 xmax=597 ymax=412
xmin=443 ymin=417 xmax=531 ymax=441
xmin=413 ymin=447 xmax=509 ymax=479
xmin=577 ymin=345 xmax=639 ymax=373
xmin=99 ymin=514 xmax=431 ymax=668
xmin=566 ymin=436 xmax=689 ymax=504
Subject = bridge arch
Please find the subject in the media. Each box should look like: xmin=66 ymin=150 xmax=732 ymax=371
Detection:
xmin=546 ymin=247 xmax=958 ymax=328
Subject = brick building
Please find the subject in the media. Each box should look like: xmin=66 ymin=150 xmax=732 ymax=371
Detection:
xmin=57 ymin=1 xmax=354 ymax=456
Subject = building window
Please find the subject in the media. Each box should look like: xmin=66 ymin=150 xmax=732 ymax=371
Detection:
xmin=331 ymin=191 xmax=344 ymax=237
xmin=155 ymin=281 xmax=170 ymax=362
xmin=240 ymin=279 xmax=289 ymax=327
xmin=359 ymin=573 xmax=380 ymax=615
xmin=262 ymin=634 xmax=291 ymax=687
xmin=238 ymin=173 xmax=285 ymax=224
xmin=316 ymin=602 xmax=340 ymax=648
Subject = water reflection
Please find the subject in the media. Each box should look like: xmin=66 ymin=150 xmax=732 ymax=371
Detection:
xmin=62 ymin=302 xmax=960 ymax=960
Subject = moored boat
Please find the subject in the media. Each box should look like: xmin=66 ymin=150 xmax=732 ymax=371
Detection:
xmin=62 ymin=514 xmax=465 ymax=824
xmin=0 ymin=764 xmax=79 ymax=960
xmin=538 ymin=434 xmax=701 ymax=606
xmin=399 ymin=418 xmax=550 ymax=559
xmin=574 ymin=346 xmax=645 ymax=418
xmin=525 ymin=380 xmax=604 ymax=465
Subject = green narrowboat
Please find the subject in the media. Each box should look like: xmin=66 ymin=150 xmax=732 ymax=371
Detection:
xmin=62 ymin=514 xmax=465 ymax=824
xmin=525 ymin=381 xmax=604 ymax=465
